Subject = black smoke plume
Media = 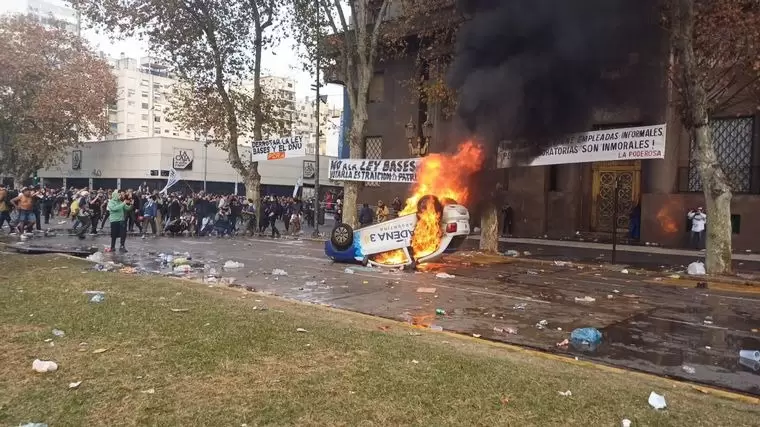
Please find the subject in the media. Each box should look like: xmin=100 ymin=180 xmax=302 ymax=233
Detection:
xmin=448 ymin=0 xmax=660 ymax=163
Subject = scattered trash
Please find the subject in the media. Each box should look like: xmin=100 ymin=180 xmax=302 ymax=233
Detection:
xmin=378 ymin=325 xmax=391 ymax=332
xmin=687 ymin=261 xmax=706 ymax=276
xmin=668 ymin=274 xmax=681 ymax=279
xmin=119 ymin=266 xmax=138 ymax=274
xmin=89 ymin=293 xmax=105 ymax=303
xmin=296 ymin=328 xmax=308 ymax=333
xmin=570 ymin=327 xmax=602 ymax=352
xmin=435 ymin=308 xmax=446 ymax=315
xmin=622 ymin=419 xmax=632 ymax=427
xmin=513 ymin=303 xmax=527 ymax=310
xmin=681 ymin=365 xmax=696 ymax=374
xmin=32 ymin=359 xmax=58 ymax=373
xmin=411 ymin=359 xmax=419 ymax=364
xmin=224 ymin=261 xmax=245 ymax=269
xmin=739 ymin=350 xmax=760 ymax=361
xmin=695 ymin=281 xmax=708 ymax=289
xmin=504 ymin=250 xmax=520 ymax=257
xmin=171 ymin=257 xmax=189 ymax=266
xmin=305 ymin=281 xmax=318 ymax=287
xmin=472 ymin=334 xmax=481 ymax=338
xmin=19 ymin=423 xmax=48 ymax=427
xmin=500 ymin=396 xmax=510 ymax=405
xmin=86 ymin=252 xmax=105 ymax=263
xmin=574 ymin=296 xmax=596 ymax=303
xmin=408 ymin=331 xmax=422 ymax=336
xmin=703 ymin=320 xmax=713 ymax=325
xmin=556 ymin=339 xmax=569 ymax=347
xmin=526 ymin=270 xmax=539 ymax=275
xmin=271 ymin=268 xmax=288 ymax=276
xmin=536 ymin=320 xmax=549 ymax=330
xmin=429 ymin=325 xmax=443 ymax=332
xmin=416 ymin=287 xmax=436 ymax=293
xmin=648 ymin=391 xmax=667 ymax=410
xmin=173 ymin=264 xmax=192 ymax=273
xmin=607 ymin=294 xmax=614 ymax=299
xmin=553 ymin=261 xmax=569 ymax=267
xmin=141 ymin=388 xmax=155 ymax=394
xmin=344 ymin=268 xmax=355 ymax=274
xmin=436 ymin=272 xmax=455 ymax=279
xmin=170 ymin=308 xmax=189 ymax=313
xmin=621 ymin=269 xmax=629 ymax=274
xmin=52 ymin=329 xmax=65 ymax=337
xmin=92 ymin=348 xmax=108 ymax=354
xmin=69 ymin=381 xmax=82 ymax=389
xmin=523 ymin=251 xmax=532 ymax=256
xmin=558 ymin=390 xmax=572 ymax=397
xmin=362 ymin=280 xmax=369 ymax=284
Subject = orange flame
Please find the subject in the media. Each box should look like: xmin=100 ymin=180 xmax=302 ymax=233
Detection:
xmin=656 ymin=200 xmax=679 ymax=234
xmin=372 ymin=141 xmax=484 ymax=266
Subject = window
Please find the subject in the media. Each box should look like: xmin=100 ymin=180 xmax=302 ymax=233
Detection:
xmin=127 ymin=100 xmax=136 ymax=107
xmin=109 ymin=122 xmax=118 ymax=132
xmin=127 ymin=124 xmax=135 ymax=132
xmin=141 ymin=79 xmax=149 ymax=86
xmin=141 ymin=103 xmax=149 ymax=109
xmin=141 ymin=114 xmax=149 ymax=121
xmin=369 ymin=72 xmax=385 ymax=103
xmin=141 ymin=125 xmax=149 ymax=132
xmin=365 ymin=136 xmax=383 ymax=187
xmin=154 ymin=128 xmax=161 ymax=134
xmin=128 ymin=89 xmax=135 ymax=97
xmin=687 ymin=117 xmax=754 ymax=193
xmin=164 ymin=129 xmax=170 ymax=134
xmin=154 ymin=116 xmax=161 ymax=122
xmin=142 ymin=91 xmax=148 ymax=98
xmin=287 ymin=82 xmax=293 ymax=88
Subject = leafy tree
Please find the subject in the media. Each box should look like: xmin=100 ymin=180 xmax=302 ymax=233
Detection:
xmin=0 ymin=15 xmax=116 ymax=187
xmin=667 ymin=0 xmax=760 ymax=273
xmin=72 ymin=0 xmax=287 ymax=208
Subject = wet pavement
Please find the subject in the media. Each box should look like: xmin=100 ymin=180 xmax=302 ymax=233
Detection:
xmin=5 ymin=233 xmax=760 ymax=396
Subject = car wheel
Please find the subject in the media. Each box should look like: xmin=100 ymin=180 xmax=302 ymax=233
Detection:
xmin=416 ymin=194 xmax=444 ymax=216
xmin=330 ymin=223 xmax=354 ymax=251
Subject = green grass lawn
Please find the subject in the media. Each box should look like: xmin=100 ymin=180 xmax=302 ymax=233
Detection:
xmin=0 ymin=254 xmax=758 ymax=426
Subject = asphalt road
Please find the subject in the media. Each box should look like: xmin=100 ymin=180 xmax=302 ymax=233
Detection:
xmin=7 ymin=233 xmax=760 ymax=396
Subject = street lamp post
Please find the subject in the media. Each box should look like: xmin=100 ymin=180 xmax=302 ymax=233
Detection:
xmin=312 ymin=0 xmax=321 ymax=238
xmin=203 ymin=138 xmax=208 ymax=193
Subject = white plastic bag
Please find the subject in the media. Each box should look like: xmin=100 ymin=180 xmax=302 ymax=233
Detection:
xmin=687 ymin=261 xmax=706 ymax=276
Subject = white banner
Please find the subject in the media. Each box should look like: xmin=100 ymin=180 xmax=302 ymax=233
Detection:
xmin=249 ymin=136 xmax=306 ymax=161
xmin=328 ymin=158 xmax=422 ymax=183
xmin=159 ymin=168 xmax=180 ymax=194
xmin=497 ymin=124 xmax=666 ymax=168
xmin=172 ymin=148 xmax=194 ymax=170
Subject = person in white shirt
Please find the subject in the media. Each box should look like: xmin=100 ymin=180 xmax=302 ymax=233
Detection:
xmin=687 ymin=206 xmax=707 ymax=250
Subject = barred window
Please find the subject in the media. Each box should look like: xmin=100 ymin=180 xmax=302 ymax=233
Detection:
xmin=688 ymin=117 xmax=754 ymax=193
xmin=365 ymin=136 xmax=383 ymax=187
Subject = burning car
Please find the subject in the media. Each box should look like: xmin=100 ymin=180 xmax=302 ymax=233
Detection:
xmin=325 ymin=195 xmax=470 ymax=268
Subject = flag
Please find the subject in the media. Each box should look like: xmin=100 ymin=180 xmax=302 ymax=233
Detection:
xmin=159 ymin=168 xmax=180 ymax=194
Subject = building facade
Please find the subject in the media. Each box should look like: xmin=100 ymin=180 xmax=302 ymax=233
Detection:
xmin=3 ymin=0 xmax=81 ymax=35
xmin=348 ymin=29 xmax=760 ymax=251
xmin=36 ymin=137 xmax=338 ymax=196
xmin=294 ymin=96 xmax=342 ymax=156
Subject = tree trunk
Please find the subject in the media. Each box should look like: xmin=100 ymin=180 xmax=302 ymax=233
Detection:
xmin=479 ymin=202 xmax=499 ymax=252
xmin=694 ymin=125 xmax=733 ymax=273
xmin=244 ymin=172 xmax=261 ymax=224
xmin=342 ymin=94 xmax=368 ymax=229
xmin=674 ymin=0 xmax=733 ymax=274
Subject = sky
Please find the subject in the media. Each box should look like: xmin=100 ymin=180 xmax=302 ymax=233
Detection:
xmin=0 ymin=0 xmax=345 ymax=108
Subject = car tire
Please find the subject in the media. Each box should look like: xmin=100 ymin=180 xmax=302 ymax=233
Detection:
xmin=416 ymin=194 xmax=444 ymax=216
xmin=331 ymin=223 xmax=354 ymax=251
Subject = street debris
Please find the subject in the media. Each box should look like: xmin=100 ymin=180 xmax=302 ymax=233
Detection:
xmin=296 ymin=328 xmax=308 ymax=333
xmin=574 ymin=296 xmax=596 ymax=303
xmin=416 ymin=287 xmax=436 ymax=293
xmin=500 ymin=396 xmax=510 ymax=405
xmin=92 ymin=348 xmax=108 ymax=354
xmin=681 ymin=365 xmax=696 ymax=374
xmin=570 ymin=327 xmax=602 ymax=351
xmin=472 ymin=334 xmax=481 ymax=338
xmin=69 ymin=381 xmax=82 ymax=389
xmin=141 ymin=388 xmax=155 ymax=394
xmin=553 ymin=261 xmax=569 ymax=267
xmin=536 ymin=319 xmax=549 ymax=330
xmin=89 ymin=293 xmax=105 ymax=303
xmin=739 ymin=349 xmax=760 ymax=361
xmin=32 ymin=359 xmax=58 ymax=373
xmin=408 ymin=331 xmax=422 ymax=336
xmin=271 ymin=268 xmax=288 ymax=276
xmin=52 ymin=329 xmax=65 ymax=337
xmin=173 ymin=264 xmax=192 ymax=273
xmin=513 ymin=303 xmax=527 ymax=310
xmin=621 ymin=269 xmax=629 ymax=274
xmin=344 ymin=268 xmax=355 ymax=274
xmin=504 ymin=250 xmax=520 ymax=257
xmin=607 ymin=294 xmax=614 ymax=299
xmin=429 ymin=325 xmax=443 ymax=332
xmin=696 ymin=281 xmax=708 ymax=289
xmin=648 ymin=391 xmax=667 ymax=410
xmin=436 ymin=272 xmax=455 ymax=279
xmin=224 ymin=260 xmax=245 ymax=269
xmin=435 ymin=308 xmax=446 ymax=315
xmin=411 ymin=359 xmax=419 ymax=364
xmin=556 ymin=339 xmax=569 ymax=348
xmin=494 ymin=327 xmax=518 ymax=335
xmin=687 ymin=261 xmax=706 ymax=276
xmin=523 ymin=251 xmax=532 ymax=256
xmin=558 ymin=390 xmax=572 ymax=397
xmin=668 ymin=274 xmax=681 ymax=279
xmin=19 ymin=423 xmax=48 ymax=427
xmin=86 ymin=252 xmax=105 ymax=263
xmin=622 ymin=419 xmax=632 ymax=427
xmin=170 ymin=308 xmax=189 ymax=313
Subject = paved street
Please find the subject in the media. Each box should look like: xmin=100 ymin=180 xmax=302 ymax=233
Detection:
xmin=6 ymin=233 xmax=760 ymax=396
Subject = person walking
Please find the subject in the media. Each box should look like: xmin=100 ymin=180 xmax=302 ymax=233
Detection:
xmin=107 ymin=190 xmax=132 ymax=253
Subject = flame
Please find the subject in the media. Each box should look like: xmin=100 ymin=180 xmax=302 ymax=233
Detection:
xmin=371 ymin=141 xmax=484 ymax=266
xmin=373 ymin=249 xmax=408 ymax=265
xmin=656 ymin=200 xmax=679 ymax=234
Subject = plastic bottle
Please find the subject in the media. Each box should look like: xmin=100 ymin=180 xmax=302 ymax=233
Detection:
xmin=435 ymin=309 xmax=446 ymax=315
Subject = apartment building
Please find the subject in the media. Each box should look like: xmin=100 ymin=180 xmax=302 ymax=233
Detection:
xmin=102 ymin=56 xmax=195 ymax=142
xmin=2 ymin=0 xmax=81 ymax=35
xmin=294 ymin=97 xmax=342 ymax=156
xmin=260 ymin=75 xmax=297 ymax=135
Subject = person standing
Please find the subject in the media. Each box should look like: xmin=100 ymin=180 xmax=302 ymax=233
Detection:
xmin=687 ymin=206 xmax=707 ymax=250
xmin=268 ymin=201 xmax=281 ymax=238
xmin=88 ymin=191 xmax=103 ymax=234
xmin=376 ymin=200 xmax=389 ymax=223
xmin=501 ymin=203 xmax=514 ymax=237
xmin=11 ymin=187 xmax=36 ymax=234
xmin=41 ymin=188 xmax=54 ymax=225
xmin=107 ymin=190 xmax=132 ymax=253
xmin=141 ymin=194 xmax=158 ymax=237
xmin=0 ymin=185 xmax=12 ymax=232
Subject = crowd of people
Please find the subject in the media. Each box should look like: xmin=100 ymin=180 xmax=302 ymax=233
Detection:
xmin=0 ymin=183 xmax=343 ymax=252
